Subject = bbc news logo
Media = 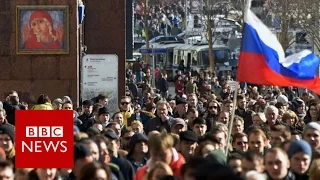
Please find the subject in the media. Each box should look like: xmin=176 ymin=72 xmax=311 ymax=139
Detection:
xmin=26 ymin=126 xmax=64 ymax=137
xmin=22 ymin=126 xmax=67 ymax=153
xmin=16 ymin=110 xmax=74 ymax=168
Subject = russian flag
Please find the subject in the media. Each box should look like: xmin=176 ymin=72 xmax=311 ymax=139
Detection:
xmin=236 ymin=0 xmax=320 ymax=94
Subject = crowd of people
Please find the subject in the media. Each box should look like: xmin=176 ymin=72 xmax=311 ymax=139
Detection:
xmin=134 ymin=1 xmax=185 ymax=40
xmin=0 ymin=63 xmax=320 ymax=180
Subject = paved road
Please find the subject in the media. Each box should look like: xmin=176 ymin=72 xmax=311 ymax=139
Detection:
xmin=168 ymin=82 xmax=176 ymax=96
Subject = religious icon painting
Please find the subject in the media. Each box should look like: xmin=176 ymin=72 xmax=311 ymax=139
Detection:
xmin=16 ymin=5 xmax=69 ymax=54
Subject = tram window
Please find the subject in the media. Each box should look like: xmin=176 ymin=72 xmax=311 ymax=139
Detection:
xmin=202 ymin=51 xmax=210 ymax=66
xmin=177 ymin=53 xmax=181 ymax=64
xmin=158 ymin=54 xmax=164 ymax=63
xmin=192 ymin=57 xmax=197 ymax=66
xmin=214 ymin=49 xmax=229 ymax=64
xmin=194 ymin=15 xmax=202 ymax=28
xmin=192 ymin=53 xmax=198 ymax=65
xmin=168 ymin=52 xmax=174 ymax=65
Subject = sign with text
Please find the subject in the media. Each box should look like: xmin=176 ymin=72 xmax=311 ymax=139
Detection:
xmin=15 ymin=110 xmax=74 ymax=168
xmin=82 ymin=54 xmax=119 ymax=115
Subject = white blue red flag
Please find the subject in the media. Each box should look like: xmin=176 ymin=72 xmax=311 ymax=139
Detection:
xmin=236 ymin=0 xmax=320 ymax=94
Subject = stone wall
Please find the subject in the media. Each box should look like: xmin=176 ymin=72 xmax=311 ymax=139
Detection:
xmin=0 ymin=0 xmax=126 ymax=107
xmin=84 ymin=0 xmax=126 ymax=100
xmin=0 ymin=0 xmax=79 ymax=106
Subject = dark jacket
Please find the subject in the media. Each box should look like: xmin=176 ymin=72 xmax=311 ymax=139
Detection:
xmin=111 ymin=156 xmax=135 ymax=180
xmin=126 ymin=155 xmax=148 ymax=173
xmin=74 ymin=117 xmax=83 ymax=127
xmin=267 ymin=170 xmax=296 ymax=180
xmin=293 ymin=173 xmax=308 ymax=180
xmin=3 ymin=101 xmax=26 ymax=125
xmin=109 ymin=163 xmax=125 ymax=180
xmin=173 ymin=111 xmax=186 ymax=119
xmin=78 ymin=113 xmax=94 ymax=124
xmin=203 ymin=112 xmax=218 ymax=132
xmin=127 ymin=111 xmax=155 ymax=127
xmin=235 ymin=109 xmax=253 ymax=130
xmin=66 ymin=172 xmax=76 ymax=180
xmin=128 ymin=82 xmax=139 ymax=98
xmin=145 ymin=116 xmax=174 ymax=134
xmin=157 ymin=77 xmax=169 ymax=92
xmin=196 ymin=103 xmax=205 ymax=115
xmin=80 ymin=117 xmax=96 ymax=132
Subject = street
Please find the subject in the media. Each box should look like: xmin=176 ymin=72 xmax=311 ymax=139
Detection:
xmin=168 ymin=82 xmax=176 ymax=96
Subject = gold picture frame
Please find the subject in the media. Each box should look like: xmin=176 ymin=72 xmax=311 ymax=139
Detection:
xmin=16 ymin=5 xmax=69 ymax=54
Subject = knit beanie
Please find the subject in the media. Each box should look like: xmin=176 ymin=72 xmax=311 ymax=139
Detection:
xmin=204 ymin=149 xmax=227 ymax=166
xmin=304 ymin=122 xmax=320 ymax=134
xmin=287 ymin=140 xmax=312 ymax=159
xmin=0 ymin=125 xmax=15 ymax=143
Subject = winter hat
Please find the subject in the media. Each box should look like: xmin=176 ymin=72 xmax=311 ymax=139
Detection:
xmin=0 ymin=125 xmax=14 ymax=143
xmin=287 ymin=140 xmax=312 ymax=159
xmin=82 ymin=100 xmax=94 ymax=106
xmin=277 ymin=95 xmax=288 ymax=105
xmin=204 ymin=149 xmax=227 ymax=166
xmin=98 ymin=107 xmax=109 ymax=116
xmin=195 ymin=162 xmax=241 ymax=180
xmin=172 ymin=118 xmax=186 ymax=127
xmin=175 ymin=97 xmax=187 ymax=105
xmin=291 ymin=98 xmax=305 ymax=110
xmin=179 ymin=130 xmax=198 ymax=142
xmin=105 ymin=131 xmax=119 ymax=141
xmin=74 ymin=143 xmax=91 ymax=162
xmin=129 ymin=133 xmax=148 ymax=154
xmin=52 ymin=98 xmax=63 ymax=106
xmin=62 ymin=96 xmax=72 ymax=102
xmin=304 ymin=122 xmax=320 ymax=134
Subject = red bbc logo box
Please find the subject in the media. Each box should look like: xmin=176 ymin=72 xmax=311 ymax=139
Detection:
xmin=15 ymin=110 xmax=74 ymax=168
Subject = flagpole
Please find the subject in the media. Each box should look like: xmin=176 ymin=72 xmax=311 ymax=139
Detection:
xmin=226 ymin=0 xmax=250 ymax=156
xmin=225 ymin=82 xmax=238 ymax=157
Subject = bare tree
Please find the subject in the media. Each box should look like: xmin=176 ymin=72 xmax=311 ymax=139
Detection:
xmin=267 ymin=0 xmax=320 ymax=52
xmin=202 ymin=0 xmax=219 ymax=72
xmin=141 ymin=0 xmax=152 ymax=64
xmin=290 ymin=0 xmax=320 ymax=52
xmin=266 ymin=0 xmax=296 ymax=50
xmin=202 ymin=0 xmax=241 ymax=72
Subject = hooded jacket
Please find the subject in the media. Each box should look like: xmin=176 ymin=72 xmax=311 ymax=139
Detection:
xmin=31 ymin=102 xmax=53 ymax=110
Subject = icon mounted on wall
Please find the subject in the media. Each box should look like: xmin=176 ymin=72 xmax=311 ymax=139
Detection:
xmin=16 ymin=5 xmax=69 ymax=54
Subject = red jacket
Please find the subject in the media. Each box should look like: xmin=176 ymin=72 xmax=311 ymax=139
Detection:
xmin=134 ymin=148 xmax=185 ymax=180
xmin=175 ymin=80 xmax=184 ymax=96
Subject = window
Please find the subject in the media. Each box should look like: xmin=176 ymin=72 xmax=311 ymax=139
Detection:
xmin=214 ymin=49 xmax=230 ymax=64
xmin=201 ymin=51 xmax=210 ymax=66
xmin=192 ymin=57 xmax=198 ymax=66
xmin=168 ymin=51 xmax=174 ymax=66
xmin=201 ymin=49 xmax=230 ymax=67
xmin=296 ymin=32 xmax=308 ymax=44
xmin=194 ymin=15 xmax=202 ymax=28
xmin=174 ymin=54 xmax=178 ymax=64
xmin=155 ymin=54 xmax=164 ymax=63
